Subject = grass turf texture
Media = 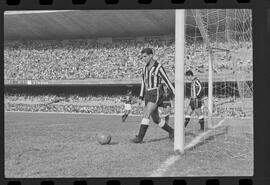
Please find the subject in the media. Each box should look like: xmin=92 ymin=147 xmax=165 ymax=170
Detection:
xmin=5 ymin=112 xmax=253 ymax=177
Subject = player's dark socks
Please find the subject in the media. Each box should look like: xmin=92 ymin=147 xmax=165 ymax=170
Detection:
xmin=199 ymin=118 xmax=204 ymax=130
xmin=122 ymin=115 xmax=126 ymax=122
xmin=161 ymin=123 xmax=173 ymax=133
xmin=160 ymin=123 xmax=174 ymax=140
xmin=138 ymin=124 xmax=148 ymax=139
xmin=122 ymin=114 xmax=128 ymax=122
xmin=169 ymin=131 xmax=174 ymax=141
xmin=185 ymin=117 xmax=190 ymax=127
xmin=131 ymin=124 xmax=148 ymax=143
xmin=161 ymin=123 xmax=174 ymax=134
xmin=165 ymin=115 xmax=170 ymax=123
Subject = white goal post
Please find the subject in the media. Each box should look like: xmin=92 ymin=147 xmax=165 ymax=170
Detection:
xmin=174 ymin=9 xmax=185 ymax=154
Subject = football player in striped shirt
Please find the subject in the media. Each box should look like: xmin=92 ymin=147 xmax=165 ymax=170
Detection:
xmin=131 ymin=48 xmax=175 ymax=143
xmin=184 ymin=70 xmax=205 ymax=131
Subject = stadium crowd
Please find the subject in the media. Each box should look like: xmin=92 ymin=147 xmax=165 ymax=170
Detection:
xmin=4 ymin=39 xmax=174 ymax=80
xmin=4 ymin=38 xmax=252 ymax=81
xmin=5 ymin=94 xmax=252 ymax=118
xmin=4 ymin=37 xmax=253 ymax=118
xmin=185 ymin=41 xmax=252 ymax=74
xmin=5 ymin=94 xmax=144 ymax=115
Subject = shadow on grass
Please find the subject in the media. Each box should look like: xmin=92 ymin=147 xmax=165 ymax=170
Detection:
xmin=146 ymin=137 xmax=170 ymax=143
xmin=123 ymin=120 xmax=139 ymax=123
xmin=108 ymin=142 xmax=119 ymax=145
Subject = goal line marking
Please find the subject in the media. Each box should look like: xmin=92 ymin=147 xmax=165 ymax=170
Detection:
xmin=184 ymin=119 xmax=226 ymax=150
xmin=150 ymin=119 xmax=226 ymax=177
xmin=149 ymin=155 xmax=180 ymax=177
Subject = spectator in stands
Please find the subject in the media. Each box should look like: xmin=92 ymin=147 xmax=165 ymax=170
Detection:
xmin=4 ymin=38 xmax=252 ymax=81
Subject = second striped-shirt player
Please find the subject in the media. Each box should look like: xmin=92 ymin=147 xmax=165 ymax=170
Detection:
xmin=184 ymin=70 xmax=205 ymax=131
xmin=131 ymin=48 xmax=175 ymax=143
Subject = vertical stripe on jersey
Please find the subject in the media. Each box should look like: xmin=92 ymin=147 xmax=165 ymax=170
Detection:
xmin=191 ymin=78 xmax=202 ymax=98
xmin=159 ymin=66 xmax=175 ymax=95
xmin=144 ymin=67 xmax=148 ymax=88
xmin=149 ymin=66 xmax=156 ymax=88
xmin=140 ymin=78 xmax=145 ymax=98
xmin=191 ymin=81 xmax=196 ymax=98
xmin=154 ymin=64 xmax=162 ymax=88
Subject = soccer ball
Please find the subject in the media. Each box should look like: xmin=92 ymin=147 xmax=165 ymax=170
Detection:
xmin=96 ymin=133 xmax=111 ymax=145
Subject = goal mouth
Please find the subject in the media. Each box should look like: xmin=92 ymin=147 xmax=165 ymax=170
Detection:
xmin=175 ymin=9 xmax=253 ymax=156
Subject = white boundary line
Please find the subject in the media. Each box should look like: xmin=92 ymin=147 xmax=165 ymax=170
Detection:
xmin=150 ymin=155 xmax=180 ymax=177
xmin=150 ymin=119 xmax=226 ymax=177
xmin=184 ymin=119 xmax=226 ymax=150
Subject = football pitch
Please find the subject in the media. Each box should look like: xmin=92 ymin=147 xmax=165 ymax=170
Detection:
xmin=5 ymin=112 xmax=253 ymax=177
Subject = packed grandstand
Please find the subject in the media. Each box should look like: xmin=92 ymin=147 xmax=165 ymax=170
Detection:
xmin=4 ymin=38 xmax=252 ymax=81
xmin=5 ymin=93 xmax=253 ymax=118
xmin=4 ymin=37 xmax=253 ymax=118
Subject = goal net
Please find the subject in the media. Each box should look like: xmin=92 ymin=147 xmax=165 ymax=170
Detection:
xmin=185 ymin=9 xmax=253 ymax=121
xmin=175 ymin=10 xmax=253 ymax=169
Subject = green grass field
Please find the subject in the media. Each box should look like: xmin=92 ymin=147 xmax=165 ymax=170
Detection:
xmin=5 ymin=112 xmax=253 ymax=177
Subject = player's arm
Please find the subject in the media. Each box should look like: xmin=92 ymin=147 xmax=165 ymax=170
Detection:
xmin=159 ymin=66 xmax=175 ymax=96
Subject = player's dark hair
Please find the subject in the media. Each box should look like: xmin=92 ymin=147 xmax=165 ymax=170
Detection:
xmin=185 ymin=70 xmax=194 ymax=76
xmin=141 ymin=48 xmax=153 ymax=55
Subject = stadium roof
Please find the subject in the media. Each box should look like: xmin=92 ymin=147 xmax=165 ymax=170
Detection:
xmin=4 ymin=10 xmax=175 ymax=40
xmin=4 ymin=10 xmax=251 ymax=41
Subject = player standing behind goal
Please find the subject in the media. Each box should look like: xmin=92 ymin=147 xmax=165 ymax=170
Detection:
xmin=130 ymin=48 xmax=175 ymax=144
xmin=184 ymin=70 xmax=205 ymax=131
xmin=121 ymin=90 xmax=133 ymax=122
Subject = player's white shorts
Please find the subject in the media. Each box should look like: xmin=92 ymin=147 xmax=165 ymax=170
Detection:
xmin=124 ymin=104 xmax=132 ymax=111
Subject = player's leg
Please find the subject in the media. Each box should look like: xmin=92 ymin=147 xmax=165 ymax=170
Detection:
xmin=122 ymin=104 xmax=131 ymax=122
xmin=195 ymin=99 xmax=204 ymax=131
xmin=185 ymin=104 xmax=194 ymax=128
xmin=122 ymin=110 xmax=127 ymax=122
xmin=151 ymin=106 xmax=174 ymax=140
xmin=131 ymin=101 xmax=157 ymax=143
xmin=122 ymin=110 xmax=130 ymax=122
xmin=164 ymin=105 xmax=171 ymax=123
xmin=195 ymin=108 xmax=204 ymax=131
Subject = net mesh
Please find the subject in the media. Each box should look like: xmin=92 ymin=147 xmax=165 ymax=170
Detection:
xmin=182 ymin=10 xmax=253 ymax=174
xmin=184 ymin=9 xmax=253 ymax=119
